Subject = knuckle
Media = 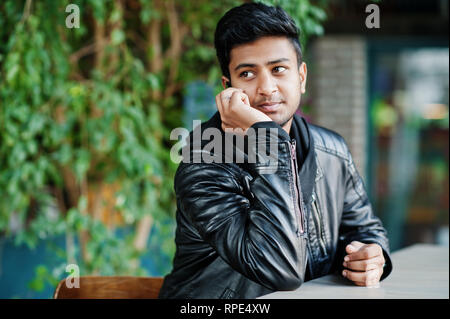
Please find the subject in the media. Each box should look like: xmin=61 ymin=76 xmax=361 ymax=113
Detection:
xmin=368 ymin=269 xmax=378 ymax=281
xmin=376 ymin=268 xmax=382 ymax=277
xmin=371 ymin=243 xmax=382 ymax=253
xmin=370 ymin=274 xmax=380 ymax=285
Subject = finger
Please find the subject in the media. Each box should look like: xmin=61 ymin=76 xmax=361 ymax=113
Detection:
xmin=219 ymin=90 xmax=231 ymax=111
xmin=343 ymin=255 xmax=384 ymax=272
xmin=343 ymin=256 xmax=384 ymax=272
xmin=215 ymin=93 xmax=224 ymax=114
xmin=229 ymin=90 xmax=245 ymax=109
xmin=342 ymin=269 xmax=365 ymax=283
xmin=241 ymin=91 xmax=250 ymax=106
xmin=352 ymin=272 xmax=381 ymax=287
xmin=343 ymin=268 xmax=381 ymax=285
xmin=221 ymin=89 xmax=244 ymax=115
xmin=220 ymin=88 xmax=242 ymax=104
xmin=345 ymin=241 xmax=365 ymax=254
xmin=345 ymin=244 xmax=383 ymax=261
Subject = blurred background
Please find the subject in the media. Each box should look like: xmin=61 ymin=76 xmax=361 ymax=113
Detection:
xmin=0 ymin=0 xmax=448 ymax=298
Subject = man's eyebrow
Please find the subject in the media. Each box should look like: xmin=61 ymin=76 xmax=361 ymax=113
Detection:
xmin=267 ymin=58 xmax=290 ymax=65
xmin=234 ymin=58 xmax=290 ymax=71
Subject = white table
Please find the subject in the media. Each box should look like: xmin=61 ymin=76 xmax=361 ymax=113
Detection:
xmin=259 ymin=244 xmax=449 ymax=299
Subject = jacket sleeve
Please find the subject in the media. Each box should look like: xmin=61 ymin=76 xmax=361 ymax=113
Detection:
xmin=175 ymin=122 xmax=308 ymax=291
xmin=337 ymin=144 xmax=393 ymax=280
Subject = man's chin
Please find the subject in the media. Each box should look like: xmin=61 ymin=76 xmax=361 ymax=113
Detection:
xmin=267 ymin=114 xmax=294 ymax=128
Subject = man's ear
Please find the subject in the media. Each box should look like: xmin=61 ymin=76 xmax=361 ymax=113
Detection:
xmin=299 ymin=62 xmax=307 ymax=94
xmin=221 ymin=76 xmax=231 ymax=89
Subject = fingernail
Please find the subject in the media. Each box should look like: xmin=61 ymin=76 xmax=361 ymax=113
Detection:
xmin=342 ymin=270 xmax=347 ymax=277
xmin=344 ymin=256 xmax=349 ymax=262
xmin=343 ymin=262 xmax=347 ymax=267
xmin=348 ymin=245 xmax=355 ymax=251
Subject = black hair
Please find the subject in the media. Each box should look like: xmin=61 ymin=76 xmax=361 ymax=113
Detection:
xmin=214 ymin=2 xmax=303 ymax=80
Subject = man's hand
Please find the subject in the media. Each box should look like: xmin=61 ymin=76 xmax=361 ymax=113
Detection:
xmin=342 ymin=241 xmax=385 ymax=287
xmin=215 ymin=88 xmax=271 ymax=133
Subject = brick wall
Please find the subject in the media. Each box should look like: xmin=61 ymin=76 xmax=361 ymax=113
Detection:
xmin=308 ymin=36 xmax=368 ymax=180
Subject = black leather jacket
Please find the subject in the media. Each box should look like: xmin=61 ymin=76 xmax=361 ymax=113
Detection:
xmin=159 ymin=113 xmax=392 ymax=299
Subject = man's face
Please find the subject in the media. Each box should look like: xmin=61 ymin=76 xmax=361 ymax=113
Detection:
xmin=223 ymin=36 xmax=307 ymax=131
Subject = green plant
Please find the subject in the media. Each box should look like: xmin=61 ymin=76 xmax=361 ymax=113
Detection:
xmin=0 ymin=0 xmax=179 ymax=293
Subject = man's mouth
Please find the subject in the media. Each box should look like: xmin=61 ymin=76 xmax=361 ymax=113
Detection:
xmin=256 ymin=101 xmax=283 ymax=112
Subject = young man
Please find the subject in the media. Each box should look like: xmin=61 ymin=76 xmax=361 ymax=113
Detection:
xmin=159 ymin=2 xmax=392 ymax=299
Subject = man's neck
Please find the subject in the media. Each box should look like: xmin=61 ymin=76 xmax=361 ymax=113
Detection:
xmin=281 ymin=117 xmax=293 ymax=135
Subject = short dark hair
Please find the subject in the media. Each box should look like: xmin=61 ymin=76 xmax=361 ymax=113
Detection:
xmin=214 ymin=2 xmax=303 ymax=80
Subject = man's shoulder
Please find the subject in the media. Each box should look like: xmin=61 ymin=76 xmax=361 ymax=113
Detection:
xmin=306 ymin=121 xmax=351 ymax=161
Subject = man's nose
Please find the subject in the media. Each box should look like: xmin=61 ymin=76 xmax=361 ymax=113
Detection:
xmin=257 ymin=72 xmax=277 ymax=96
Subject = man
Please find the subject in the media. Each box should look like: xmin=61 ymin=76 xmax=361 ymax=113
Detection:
xmin=159 ymin=2 xmax=392 ymax=299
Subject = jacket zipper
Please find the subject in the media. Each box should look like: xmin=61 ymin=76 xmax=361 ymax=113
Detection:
xmin=289 ymin=140 xmax=304 ymax=236
xmin=312 ymin=193 xmax=327 ymax=255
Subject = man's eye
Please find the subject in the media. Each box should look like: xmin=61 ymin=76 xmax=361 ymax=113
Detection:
xmin=239 ymin=71 xmax=255 ymax=78
xmin=273 ymin=66 xmax=286 ymax=73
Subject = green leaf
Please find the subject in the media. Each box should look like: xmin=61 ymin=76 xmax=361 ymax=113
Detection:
xmin=111 ymin=29 xmax=125 ymax=45
xmin=6 ymin=64 xmax=19 ymax=83
xmin=74 ymin=149 xmax=90 ymax=181
xmin=192 ymin=23 xmax=201 ymax=39
xmin=110 ymin=9 xmax=122 ymax=23
xmin=147 ymin=73 xmax=160 ymax=90
xmin=78 ymin=195 xmax=88 ymax=213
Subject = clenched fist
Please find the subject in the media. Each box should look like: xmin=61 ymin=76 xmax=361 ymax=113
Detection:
xmin=215 ymin=88 xmax=272 ymax=133
xmin=342 ymin=241 xmax=385 ymax=287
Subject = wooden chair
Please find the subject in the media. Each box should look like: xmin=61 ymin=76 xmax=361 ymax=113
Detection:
xmin=53 ymin=276 xmax=164 ymax=299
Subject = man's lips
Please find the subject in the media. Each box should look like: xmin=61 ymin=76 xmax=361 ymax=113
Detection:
xmin=255 ymin=102 xmax=283 ymax=112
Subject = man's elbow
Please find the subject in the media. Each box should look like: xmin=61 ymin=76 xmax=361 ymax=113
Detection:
xmin=272 ymin=272 xmax=304 ymax=291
